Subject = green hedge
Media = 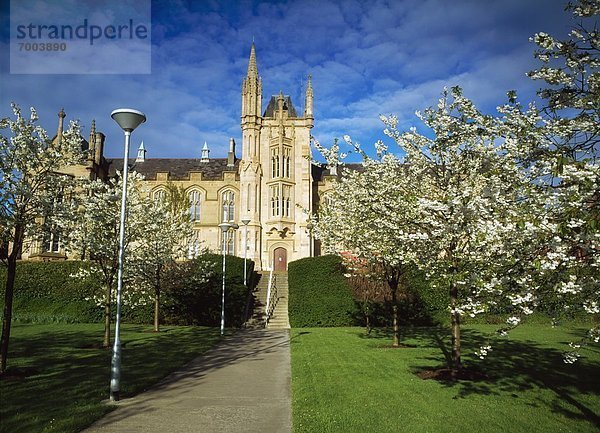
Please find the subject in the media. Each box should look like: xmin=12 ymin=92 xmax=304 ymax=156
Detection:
xmin=0 ymin=255 xmax=255 ymax=327
xmin=288 ymin=255 xmax=359 ymax=327
xmin=163 ymin=254 xmax=255 ymax=327
xmin=0 ymin=261 xmax=102 ymax=323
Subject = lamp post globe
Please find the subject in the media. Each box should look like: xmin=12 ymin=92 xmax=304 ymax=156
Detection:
xmin=109 ymin=107 xmax=146 ymax=402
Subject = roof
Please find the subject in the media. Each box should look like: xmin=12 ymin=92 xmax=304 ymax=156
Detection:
xmin=311 ymin=163 xmax=364 ymax=182
xmin=263 ymin=95 xmax=298 ymax=118
xmin=107 ymin=158 xmax=240 ymax=181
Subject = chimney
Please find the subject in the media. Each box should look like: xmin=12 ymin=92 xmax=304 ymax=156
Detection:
xmin=227 ymin=137 xmax=235 ymax=167
xmin=56 ymin=108 xmax=66 ymax=143
xmin=94 ymin=132 xmax=105 ymax=165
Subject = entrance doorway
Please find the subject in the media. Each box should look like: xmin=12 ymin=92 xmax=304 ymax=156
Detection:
xmin=273 ymin=247 xmax=287 ymax=271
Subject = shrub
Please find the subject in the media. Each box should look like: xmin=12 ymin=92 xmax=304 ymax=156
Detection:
xmin=288 ymin=255 xmax=358 ymax=327
xmin=162 ymin=254 xmax=254 ymax=327
xmin=0 ymin=254 xmax=255 ymax=327
xmin=0 ymin=261 xmax=102 ymax=323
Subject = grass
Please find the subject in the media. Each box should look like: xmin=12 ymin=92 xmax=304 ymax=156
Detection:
xmin=0 ymin=323 xmax=222 ymax=433
xmin=290 ymin=324 xmax=600 ymax=433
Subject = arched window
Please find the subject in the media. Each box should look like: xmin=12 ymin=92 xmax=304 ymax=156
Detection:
xmin=270 ymin=185 xmax=280 ymax=217
xmin=187 ymin=230 xmax=201 ymax=259
xmin=153 ymin=188 xmax=166 ymax=202
xmin=282 ymin=185 xmax=291 ymax=217
xmin=271 ymin=148 xmax=280 ymax=178
xmin=222 ymin=190 xmax=235 ymax=222
xmin=189 ymin=190 xmax=201 ymax=221
xmin=283 ymin=146 xmax=291 ymax=178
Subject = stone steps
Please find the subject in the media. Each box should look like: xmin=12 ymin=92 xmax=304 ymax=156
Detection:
xmin=245 ymin=271 xmax=290 ymax=330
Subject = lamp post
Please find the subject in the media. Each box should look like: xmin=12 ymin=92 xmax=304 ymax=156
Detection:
xmin=218 ymin=222 xmax=238 ymax=335
xmin=241 ymin=218 xmax=250 ymax=286
xmin=109 ymin=108 xmax=146 ymax=402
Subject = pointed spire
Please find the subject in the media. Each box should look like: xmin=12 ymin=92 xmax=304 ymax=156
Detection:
xmin=201 ymin=141 xmax=210 ymax=162
xmin=247 ymin=42 xmax=258 ymax=78
xmin=135 ymin=141 xmax=146 ymax=162
xmin=305 ymin=74 xmax=314 ymax=119
xmin=88 ymin=120 xmax=97 ymax=160
xmin=56 ymin=108 xmax=66 ymax=142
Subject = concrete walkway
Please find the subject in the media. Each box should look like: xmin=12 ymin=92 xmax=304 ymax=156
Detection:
xmin=81 ymin=329 xmax=291 ymax=433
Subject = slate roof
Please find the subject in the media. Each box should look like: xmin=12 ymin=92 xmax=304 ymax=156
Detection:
xmin=263 ymin=95 xmax=298 ymax=118
xmin=107 ymin=158 xmax=239 ymax=181
xmin=311 ymin=163 xmax=364 ymax=182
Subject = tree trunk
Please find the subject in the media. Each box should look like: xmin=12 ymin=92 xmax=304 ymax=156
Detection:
xmin=154 ymin=288 xmax=160 ymax=332
xmin=103 ymin=284 xmax=111 ymax=348
xmin=390 ymin=280 xmax=400 ymax=347
xmin=154 ymin=269 xmax=161 ymax=332
xmin=450 ymin=281 xmax=461 ymax=373
xmin=0 ymin=224 xmax=24 ymax=373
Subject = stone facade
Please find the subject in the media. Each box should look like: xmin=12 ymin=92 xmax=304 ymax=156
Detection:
xmin=22 ymin=44 xmax=341 ymax=270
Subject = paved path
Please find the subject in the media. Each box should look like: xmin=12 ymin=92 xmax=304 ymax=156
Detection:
xmin=81 ymin=329 xmax=291 ymax=433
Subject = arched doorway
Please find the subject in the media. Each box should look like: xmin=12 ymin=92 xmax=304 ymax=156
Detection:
xmin=273 ymin=247 xmax=287 ymax=271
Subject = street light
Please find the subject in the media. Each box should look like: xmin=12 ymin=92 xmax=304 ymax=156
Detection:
xmin=241 ymin=218 xmax=250 ymax=286
xmin=109 ymin=108 xmax=146 ymax=402
xmin=218 ymin=222 xmax=238 ymax=335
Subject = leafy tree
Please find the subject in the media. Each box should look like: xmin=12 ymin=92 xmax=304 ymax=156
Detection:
xmin=0 ymin=104 xmax=81 ymax=372
xmin=129 ymin=183 xmax=194 ymax=332
xmin=61 ymin=172 xmax=148 ymax=347
xmin=314 ymin=149 xmax=424 ymax=347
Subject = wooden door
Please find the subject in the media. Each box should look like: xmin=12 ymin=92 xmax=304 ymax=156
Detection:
xmin=274 ymin=247 xmax=287 ymax=271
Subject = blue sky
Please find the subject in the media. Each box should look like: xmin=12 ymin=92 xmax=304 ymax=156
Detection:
xmin=0 ymin=0 xmax=576 ymax=159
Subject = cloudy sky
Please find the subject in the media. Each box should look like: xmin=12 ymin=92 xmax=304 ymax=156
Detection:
xmin=0 ymin=0 xmax=577 ymax=160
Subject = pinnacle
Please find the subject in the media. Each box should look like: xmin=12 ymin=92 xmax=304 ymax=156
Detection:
xmin=247 ymin=42 xmax=258 ymax=78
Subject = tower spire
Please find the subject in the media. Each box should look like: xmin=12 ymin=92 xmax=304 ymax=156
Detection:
xmin=247 ymin=42 xmax=258 ymax=78
xmin=305 ymin=74 xmax=313 ymax=120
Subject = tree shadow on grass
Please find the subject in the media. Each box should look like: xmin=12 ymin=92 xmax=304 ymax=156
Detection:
xmin=359 ymin=326 xmax=600 ymax=428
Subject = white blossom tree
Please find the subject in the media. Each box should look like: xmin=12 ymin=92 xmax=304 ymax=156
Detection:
xmin=519 ymin=0 xmax=600 ymax=360
xmin=315 ymin=0 xmax=599 ymax=369
xmin=0 ymin=104 xmax=82 ymax=372
xmin=61 ymin=172 xmax=148 ymax=347
xmin=129 ymin=184 xmax=194 ymax=332
xmin=314 ymin=142 xmax=425 ymax=347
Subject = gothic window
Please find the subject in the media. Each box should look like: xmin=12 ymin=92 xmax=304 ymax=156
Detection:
xmin=271 ymin=148 xmax=280 ymax=178
xmin=282 ymin=185 xmax=291 ymax=217
xmin=283 ymin=146 xmax=291 ymax=178
xmin=221 ymin=229 xmax=235 ymax=255
xmin=246 ymin=183 xmax=251 ymax=212
xmin=187 ymin=230 xmax=201 ymax=259
xmin=43 ymin=227 xmax=61 ymax=253
xmin=189 ymin=190 xmax=201 ymax=221
xmin=270 ymin=184 xmax=280 ymax=217
xmin=222 ymin=190 xmax=235 ymax=222
xmin=42 ymin=190 xmax=63 ymax=253
xmin=153 ymin=188 xmax=166 ymax=202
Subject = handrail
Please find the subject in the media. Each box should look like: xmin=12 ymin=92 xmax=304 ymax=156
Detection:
xmin=265 ymin=263 xmax=278 ymax=326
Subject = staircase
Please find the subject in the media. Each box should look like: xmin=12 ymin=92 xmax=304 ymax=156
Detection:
xmin=245 ymin=271 xmax=290 ymax=329
xmin=266 ymin=272 xmax=290 ymax=329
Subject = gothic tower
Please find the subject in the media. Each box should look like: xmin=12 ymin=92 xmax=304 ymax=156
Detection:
xmin=240 ymin=43 xmax=314 ymax=270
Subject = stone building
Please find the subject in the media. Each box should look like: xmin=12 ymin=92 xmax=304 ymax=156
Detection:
xmin=23 ymin=44 xmax=338 ymax=270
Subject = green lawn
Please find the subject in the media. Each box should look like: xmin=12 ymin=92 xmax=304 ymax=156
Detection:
xmin=0 ymin=323 xmax=222 ymax=433
xmin=290 ymin=325 xmax=600 ymax=433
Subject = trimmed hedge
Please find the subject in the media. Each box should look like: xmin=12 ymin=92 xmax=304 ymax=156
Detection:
xmin=0 ymin=255 xmax=255 ymax=327
xmin=288 ymin=255 xmax=359 ymax=327
xmin=163 ymin=254 xmax=255 ymax=327
xmin=0 ymin=261 xmax=102 ymax=323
